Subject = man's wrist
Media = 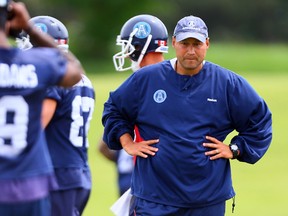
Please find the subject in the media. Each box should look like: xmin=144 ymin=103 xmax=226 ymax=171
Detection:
xmin=119 ymin=133 xmax=133 ymax=148
xmin=229 ymin=143 xmax=240 ymax=159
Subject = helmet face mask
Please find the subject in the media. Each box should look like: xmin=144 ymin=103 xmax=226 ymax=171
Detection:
xmin=15 ymin=35 xmax=33 ymax=50
xmin=113 ymin=14 xmax=168 ymax=72
xmin=113 ymin=32 xmax=136 ymax=72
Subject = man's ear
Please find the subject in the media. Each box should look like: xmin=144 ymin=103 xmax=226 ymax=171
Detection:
xmin=205 ymin=37 xmax=210 ymax=48
xmin=172 ymin=36 xmax=176 ymax=48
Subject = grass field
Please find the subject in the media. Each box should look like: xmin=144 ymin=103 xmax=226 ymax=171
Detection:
xmin=82 ymin=43 xmax=288 ymax=216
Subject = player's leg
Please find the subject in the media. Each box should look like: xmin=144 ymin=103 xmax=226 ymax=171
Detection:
xmin=50 ymin=190 xmax=76 ymax=216
xmin=75 ymin=188 xmax=91 ymax=215
xmin=118 ymin=173 xmax=132 ymax=196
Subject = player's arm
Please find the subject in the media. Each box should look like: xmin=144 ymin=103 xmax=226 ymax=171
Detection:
xmin=98 ymin=139 xmax=117 ymax=162
xmin=41 ymin=98 xmax=57 ymax=128
xmin=7 ymin=1 xmax=82 ymax=88
xmin=7 ymin=2 xmax=55 ymax=47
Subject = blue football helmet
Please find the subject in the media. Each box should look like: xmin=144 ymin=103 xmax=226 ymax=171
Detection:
xmin=113 ymin=14 xmax=169 ymax=72
xmin=16 ymin=16 xmax=69 ymax=51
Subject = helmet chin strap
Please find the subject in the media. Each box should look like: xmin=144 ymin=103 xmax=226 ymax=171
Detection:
xmin=131 ymin=61 xmax=141 ymax=72
xmin=131 ymin=34 xmax=152 ymax=72
xmin=57 ymin=44 xmax=69 ymax=52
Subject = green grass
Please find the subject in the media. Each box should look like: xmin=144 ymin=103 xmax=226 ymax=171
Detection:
xmin=82 ymin=43 xmax=288 ymax=216
xmin=206 ymin=43 xmax=288 ymax=74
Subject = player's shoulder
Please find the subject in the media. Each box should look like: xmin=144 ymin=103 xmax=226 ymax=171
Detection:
xmin=134 ymin=60 xmax=169 ymax=76
xmin=24 ymin=47 xmax=62 ymax=60
xmin=2 ymin=47 xmax=59 ymax=63
xmin=73 ymin=74 xmax=94 ymax=89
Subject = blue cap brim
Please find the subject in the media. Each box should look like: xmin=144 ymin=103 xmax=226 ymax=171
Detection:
xmin=175 ymin=32 xmax=206 ymax=43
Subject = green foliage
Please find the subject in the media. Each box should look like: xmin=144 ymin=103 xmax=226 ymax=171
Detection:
xmin=85 ymin=42 xmax=288 ymax=75
xmin=83 ymin=43 xmax=288 ymax=215
xmin=23 ymin=0 xmax=288 ymax=60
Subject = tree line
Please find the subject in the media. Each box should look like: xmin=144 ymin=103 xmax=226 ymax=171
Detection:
xmin=25 ymin=0 xmax=288 ymax=60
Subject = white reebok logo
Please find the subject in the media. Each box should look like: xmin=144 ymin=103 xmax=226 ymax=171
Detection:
xmin=207 ymin=98 xmax=217 ymax=102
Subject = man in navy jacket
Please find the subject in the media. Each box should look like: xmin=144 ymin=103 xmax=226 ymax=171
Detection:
xmin=102 ymin=15 xmax=272 ymax=216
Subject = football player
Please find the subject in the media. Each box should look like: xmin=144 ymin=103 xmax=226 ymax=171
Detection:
xmin=18 ymin=16 xmax=95 ymax=216
xmin=98 ymin=14 xmax=168 ymax=199
xmin=0 ymin=2 xmax=83 ymax=216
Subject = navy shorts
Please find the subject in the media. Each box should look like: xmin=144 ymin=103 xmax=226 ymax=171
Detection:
xmin=50 ymin=188 xmax=90 ymax=216
xmin=0 ymin=196 xmax=50 ymax=216
xmin=129 ymin=197 xmax=226 ymax=216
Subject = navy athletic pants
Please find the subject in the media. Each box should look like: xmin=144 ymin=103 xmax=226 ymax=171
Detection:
xmin=50 ymin=188 xmax=90 ymax=216
xmin=129 ymin=197 xmax=225 ymax=216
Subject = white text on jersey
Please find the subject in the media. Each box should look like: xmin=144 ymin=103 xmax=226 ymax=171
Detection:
xmin=0 ymin=63 xmax=38 ymax=88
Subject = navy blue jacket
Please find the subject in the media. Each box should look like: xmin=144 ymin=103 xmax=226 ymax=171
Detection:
xmin=102 ymin=59 xmax=272 ymax=207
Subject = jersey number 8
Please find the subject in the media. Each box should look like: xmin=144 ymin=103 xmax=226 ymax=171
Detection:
xmin=0 ymin=96 xmax=28 ymax=158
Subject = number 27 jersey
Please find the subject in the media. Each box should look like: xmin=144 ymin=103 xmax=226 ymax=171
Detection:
xmin=45 ymin=74 xmax=95 ymax=169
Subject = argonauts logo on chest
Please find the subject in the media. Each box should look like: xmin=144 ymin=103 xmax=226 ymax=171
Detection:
xmin=153 ymin=89 xmax=167 ymax=103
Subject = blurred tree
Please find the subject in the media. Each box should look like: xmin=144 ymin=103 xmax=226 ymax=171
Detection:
xmin=23 ymin=0 xmax=288 ymax=61
xmin=171 ymin=0 xmax=288 ymax=42
xmin=25 ymin=0 xmax=175 ymax=60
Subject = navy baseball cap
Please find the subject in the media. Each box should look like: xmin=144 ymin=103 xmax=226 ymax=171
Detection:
xmin=173 ymin=15 xmax=208 ymax=43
